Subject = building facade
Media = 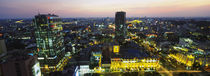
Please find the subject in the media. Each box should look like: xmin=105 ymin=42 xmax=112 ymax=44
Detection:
xmin=0 ymin=39 xmax=7 ymax=58
xmin=0 ymin=51 xmax=41 ymax=76
xmin=34 ymin=14 xmax=65 ymax=72
xmin=115 ymin=11 xmax=127 ymax=41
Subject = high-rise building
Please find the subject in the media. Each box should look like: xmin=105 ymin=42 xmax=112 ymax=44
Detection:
xmin=33 ymin=14 xmax=65 ymax=72
xmin=115 ymin=11 xmax=126 ymax=41
xmin=0 ymin=50 xmax=41 ymax=76
xmin=0 ymin=39 xmax=7 ymax=58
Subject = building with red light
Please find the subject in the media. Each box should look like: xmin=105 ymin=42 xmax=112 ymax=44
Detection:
xmin=34 ymin=14 xmax=65 ymax=72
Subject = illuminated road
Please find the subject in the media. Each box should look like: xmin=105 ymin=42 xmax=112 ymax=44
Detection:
xmin=56 ymin=56 xmax=72 ymax=71
xmin=157 ymin=64 xmax=203 ymax=76
xmin=157 ymin=64 xmax=173 ymax=76
xmin=158 ymin=70 xmax=202 ymax=73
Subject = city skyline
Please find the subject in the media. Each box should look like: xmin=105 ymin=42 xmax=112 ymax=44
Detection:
xmin=0 ymin=8 xmax=210 ymax=76
xmin=1 ymin=0 xmax=210 ymax=18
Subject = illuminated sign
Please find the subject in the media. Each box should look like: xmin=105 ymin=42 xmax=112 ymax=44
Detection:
xmin=32 ymin=62 xmax=41 ymax=76
xmin=38 ymin=57 xmax=44 ymax=60
xmin=113 ymin=45 xmax=120 ymax=53
xmin=28 ymin=53 xmax=33 ymax=56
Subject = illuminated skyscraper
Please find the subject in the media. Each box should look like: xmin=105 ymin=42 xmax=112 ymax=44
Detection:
xmin=115 ymin=11 xmax=126 ymax=41
xmin=34 ymin=14 xmax=65 ymax=72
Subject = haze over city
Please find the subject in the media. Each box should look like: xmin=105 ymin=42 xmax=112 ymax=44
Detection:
xmin=1 ymin=0 xmax=210 ymax=18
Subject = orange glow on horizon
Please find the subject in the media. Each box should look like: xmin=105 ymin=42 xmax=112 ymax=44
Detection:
xmin=0 ymin=0 xmax=210 ymax=18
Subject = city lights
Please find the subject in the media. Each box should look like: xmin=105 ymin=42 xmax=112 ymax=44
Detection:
xmin=0 ymin=0 xmax=209 ymax=76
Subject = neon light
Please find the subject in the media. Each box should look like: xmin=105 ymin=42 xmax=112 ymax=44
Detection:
xmin=47 ymin=56 xmax=57 ymax=59
xmin=123 ymin=61 xmax=136 ymax=63
xmin=38 ymin=57 xmax=44 ymax=60
xmin=28 ymin=53 xmax=33 ymax=56
xmin=37 ymin=48 xmax=40 ymax=52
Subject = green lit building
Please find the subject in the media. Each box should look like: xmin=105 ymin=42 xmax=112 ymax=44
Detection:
xmin=33 ymin=14 xmax=65 ymax=72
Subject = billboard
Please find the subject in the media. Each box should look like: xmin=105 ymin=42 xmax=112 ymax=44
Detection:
xmin=113 ymin=45 xmax=120 ymax=53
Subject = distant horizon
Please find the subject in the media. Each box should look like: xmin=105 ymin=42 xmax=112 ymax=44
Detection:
xmin=1 ymin=13 xmax=210 ymax=19
xmin=1 ymin=0 xmax=210 ymax=19
xmin=1 ymin=16 xmax=210 ymax=19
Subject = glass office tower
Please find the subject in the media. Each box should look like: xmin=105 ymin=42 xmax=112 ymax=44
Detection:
xmin=34 ymin=14 xmax=65 ymax=72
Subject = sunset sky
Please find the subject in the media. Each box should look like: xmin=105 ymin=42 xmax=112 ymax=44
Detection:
xmin=0 ymin=0 xmax=210 ymax=18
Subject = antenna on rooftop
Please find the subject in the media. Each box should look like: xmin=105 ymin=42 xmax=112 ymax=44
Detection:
xmin=51 ymin=9 xmax=56 ymax=16
xmin=38 ymin=9 xmax=40 ymax=15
